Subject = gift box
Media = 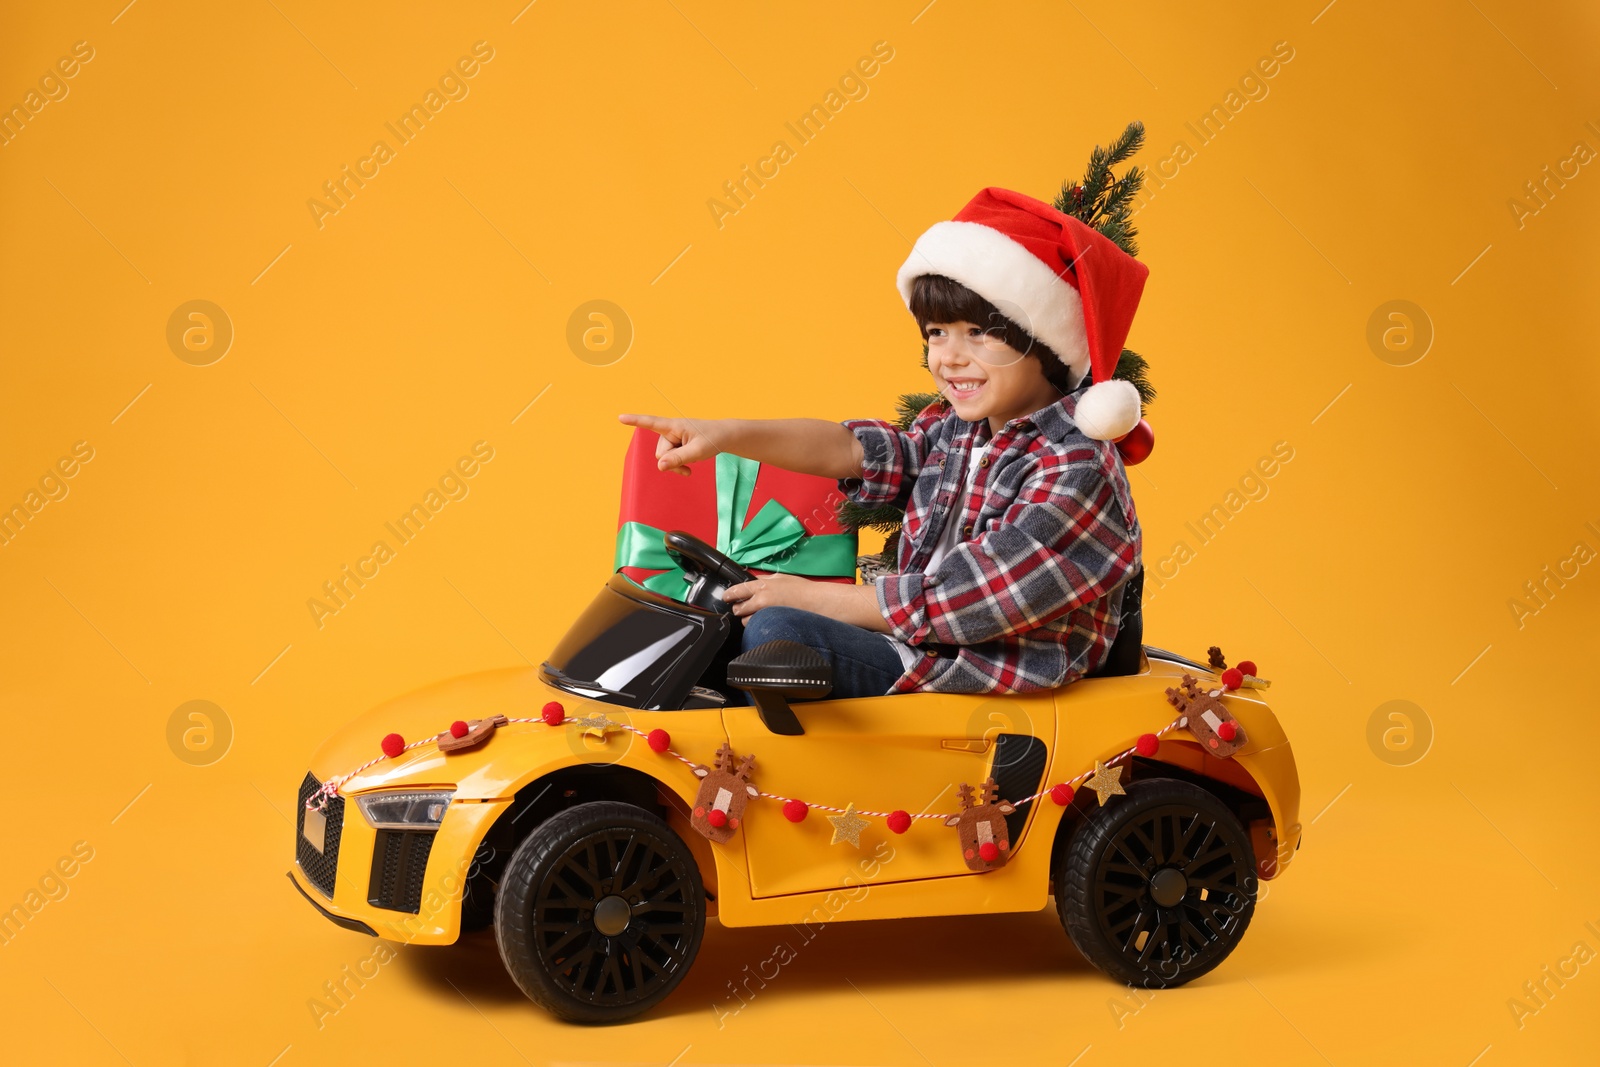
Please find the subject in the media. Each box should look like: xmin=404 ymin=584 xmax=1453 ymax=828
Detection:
xmin=614 ymin=428 xmax=859 ymax=601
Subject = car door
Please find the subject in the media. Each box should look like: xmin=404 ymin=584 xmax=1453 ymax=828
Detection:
xmin=721 ymin=687 xmax=1056 ymax=898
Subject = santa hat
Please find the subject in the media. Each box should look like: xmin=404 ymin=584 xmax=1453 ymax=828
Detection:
xmin=896 ymin=186 xmax=1149 ymax=442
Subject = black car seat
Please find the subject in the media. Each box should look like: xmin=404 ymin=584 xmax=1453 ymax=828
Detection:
xmin=1084 ymin=564 xmax=1144 ymax=678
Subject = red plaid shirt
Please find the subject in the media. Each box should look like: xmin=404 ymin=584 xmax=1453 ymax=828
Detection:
xmin=838 ymin=384 xmax=1142 ymax=695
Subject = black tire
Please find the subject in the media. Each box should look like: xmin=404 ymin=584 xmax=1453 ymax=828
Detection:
xmin=493 ymin=801 xmax=706 ymax=1024
xmin=1057 ymin=777 xmax=1257 ymax=988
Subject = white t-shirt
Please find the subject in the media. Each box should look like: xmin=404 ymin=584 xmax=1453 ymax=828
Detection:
xmin=880 ymin=439 xmax=993 ymax=673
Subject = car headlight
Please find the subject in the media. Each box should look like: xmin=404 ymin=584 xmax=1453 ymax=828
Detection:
xmin=356 ymin=790 xmax=454 ymax=830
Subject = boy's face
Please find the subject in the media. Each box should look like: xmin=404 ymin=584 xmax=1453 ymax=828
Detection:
xmin=925 ymin=320 xmax=1065 ymax=437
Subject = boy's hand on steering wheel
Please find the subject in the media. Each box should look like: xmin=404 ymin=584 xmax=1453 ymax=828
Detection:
xmin=721 ymin=573 xmax=821 ymax=621
xmin=617 ymin=413 xmax=722 ymax=477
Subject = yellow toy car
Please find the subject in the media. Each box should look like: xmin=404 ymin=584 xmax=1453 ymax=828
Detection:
xmin=289 ymin=529 xmax=1302 ymax=1023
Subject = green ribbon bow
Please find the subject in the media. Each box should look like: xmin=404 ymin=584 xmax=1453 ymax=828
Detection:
xmin=613 ymin=452 xmax=857 ymax=600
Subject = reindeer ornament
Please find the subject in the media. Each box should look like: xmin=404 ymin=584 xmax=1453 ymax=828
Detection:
xmin=946 ymin=777 xmax=1017 ymax=871
xmin=436 ymin=714 xmax=508 ymax=753
xmin=1166 ymin=672 xmax=1248 ymax=758
xmin=690 ymin=742 xmax=759 ymax=843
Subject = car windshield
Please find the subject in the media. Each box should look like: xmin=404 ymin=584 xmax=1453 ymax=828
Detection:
xmin=541 ymin=574 xmax=714 ymax=707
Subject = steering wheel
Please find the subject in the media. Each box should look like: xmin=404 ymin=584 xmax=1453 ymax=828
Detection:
xmin=663 ymin=530 xmax=756 ymax=614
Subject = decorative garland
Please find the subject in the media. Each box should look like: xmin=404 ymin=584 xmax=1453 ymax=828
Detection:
xmin=305 ymin=650 xmax=1267 ymax=874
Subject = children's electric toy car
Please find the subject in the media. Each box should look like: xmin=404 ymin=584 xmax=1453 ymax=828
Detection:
xmin=289 ymin=529 xmax=1302 ymax=1024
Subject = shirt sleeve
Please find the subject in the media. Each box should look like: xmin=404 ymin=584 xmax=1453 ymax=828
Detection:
xmin=835 ymin=402 xmax=947 ymax=512
xmin=874 ymin=454 xmax=1140 ymax=646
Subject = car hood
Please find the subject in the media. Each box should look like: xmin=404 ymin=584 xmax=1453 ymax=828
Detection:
xmin=305 ymin=665 xmax=574 ymax=798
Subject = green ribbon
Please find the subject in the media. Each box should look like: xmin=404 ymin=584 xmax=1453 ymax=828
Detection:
xmin=614 ymin=452 xmax=858 ymax=600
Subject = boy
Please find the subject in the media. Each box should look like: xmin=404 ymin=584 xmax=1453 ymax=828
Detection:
xmin=617 ymin=186 xmax=1147 ymax=699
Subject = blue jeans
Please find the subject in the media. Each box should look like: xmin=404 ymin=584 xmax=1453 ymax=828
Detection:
xmin=737 ymin=606 xmax=906 ymax=704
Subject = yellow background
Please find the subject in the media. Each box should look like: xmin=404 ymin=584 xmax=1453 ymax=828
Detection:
xmin=3 ymin=1 xmax=1598 ymax=1063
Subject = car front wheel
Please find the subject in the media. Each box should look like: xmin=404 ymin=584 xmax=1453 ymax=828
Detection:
xmin=494 ymin=801 xmax=706 ymax=1023
xmin=1056 ymin=777 xmax=1257 ymax=988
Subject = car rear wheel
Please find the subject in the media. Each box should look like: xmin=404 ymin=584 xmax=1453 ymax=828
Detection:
xmin=494 ymin=801 xmax=706 ymax=1023
xmin=1056 ymin=777 xmax=1257 ymax=988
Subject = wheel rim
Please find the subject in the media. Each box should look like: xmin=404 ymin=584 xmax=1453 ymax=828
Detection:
xmin=1091 ymin=801 xmax=1253 ymax=979
xmin=531 ymin=825 xmax=697 ymax=1006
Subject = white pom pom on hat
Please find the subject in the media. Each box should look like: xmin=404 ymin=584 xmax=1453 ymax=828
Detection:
xmin=1072 ymin=378 xmax=1143 ymax=442
xmin=896 ymin=186 xmax=1150 ymax=442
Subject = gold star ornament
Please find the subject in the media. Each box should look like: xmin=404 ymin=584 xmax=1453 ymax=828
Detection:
xmin=827 ymin=803 xmax=871 ymax=847
xmin=569 ymin=714 xmax=616 ymax=743
xmin=1084 ymin=760 xmax=1126 ymax=806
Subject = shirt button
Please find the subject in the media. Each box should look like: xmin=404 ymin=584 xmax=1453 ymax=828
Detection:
xmin=978 ymin=456 xmax=989 ymax=467
xmin=962 ymin=524 xmax=973 ymax=536
xmin=925 ymin=648 xmax=938 ymax=658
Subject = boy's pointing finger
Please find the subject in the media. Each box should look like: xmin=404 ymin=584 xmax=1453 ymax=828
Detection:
xmin=619 ymin=412 xmax=670 ymax=428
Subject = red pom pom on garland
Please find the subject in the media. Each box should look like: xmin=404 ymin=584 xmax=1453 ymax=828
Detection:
xmin=381 ymin=733 xmax=405 ymax=758
xmin=449 ymin=720 xmax=469 ymax=739
xmin=783 ymin=799 xmax=809 ymax=822
xmin=1135 ymin=733 xmax=1159 ymax=757
xmin=1237 ymin=659 xmax=1257 ymax=677
xmin=541 ymin=701 xmax=565 ymax=726
xmin=647 ymin=728 xmax=670 ymax=753
xmin=1218 ymin=721 xmax=1238 ymax=742
xmin=1050 ymin=783 xmax=1075 ymax=806
xmin=707 ymin=808 xmax=728 ymax=828
xmin=1220 ymin=667 xmax=1243 ymax=691
xmin=978 ymin=841 xmax=1000 ymax=862
xmin=887 ymin=809 xmax=912 ymax=834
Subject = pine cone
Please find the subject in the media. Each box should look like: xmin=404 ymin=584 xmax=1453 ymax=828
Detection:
xmin=857 ymin=554 xmax=895 ymax=584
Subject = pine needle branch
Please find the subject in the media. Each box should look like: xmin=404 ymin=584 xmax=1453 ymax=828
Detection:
xmin=1115 ymin=348 xmax=1156 ymax=409
xmin=1055 ymin=122 xmax=1146 ymax=257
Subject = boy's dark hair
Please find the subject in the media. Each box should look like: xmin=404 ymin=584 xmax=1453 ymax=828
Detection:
xmin=908 ymin=273 xmax=1082 ymax=394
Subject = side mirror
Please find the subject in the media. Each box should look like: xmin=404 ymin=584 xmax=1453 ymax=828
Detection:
xmin=726 ymin=640 xmax=832 ymax=736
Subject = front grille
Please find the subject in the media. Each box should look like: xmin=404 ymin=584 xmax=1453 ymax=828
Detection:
xmin=296 ymin=772 xmax=344 ymax=899
xmin=368 ymin=830 xmax=436 ymax=913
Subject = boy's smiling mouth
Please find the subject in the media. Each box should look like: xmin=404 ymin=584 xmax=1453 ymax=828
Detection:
xmin=943 ymin=376 xmax=986 ymax=399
